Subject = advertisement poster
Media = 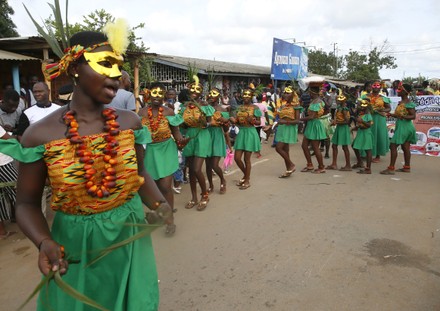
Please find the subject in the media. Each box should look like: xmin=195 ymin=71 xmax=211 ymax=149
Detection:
xmin=270 ymin=38 xmax=308 ymax=81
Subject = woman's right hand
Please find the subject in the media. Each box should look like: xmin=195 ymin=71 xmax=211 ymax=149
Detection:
xmin=38 ymin=239 xmax=69 ymax=276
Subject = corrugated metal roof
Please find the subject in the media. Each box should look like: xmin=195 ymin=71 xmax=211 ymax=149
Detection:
xmin=0 ymin=49 xmax=40 ymax=61
xmin=155 ymin=54 xmax=271 ymax=77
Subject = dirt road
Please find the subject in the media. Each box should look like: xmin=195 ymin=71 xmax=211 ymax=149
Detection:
xmin=1 ymin=141 xmax=440 ymax=311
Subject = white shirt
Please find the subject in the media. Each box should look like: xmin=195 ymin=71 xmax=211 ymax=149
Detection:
xmin=24 ymin=103 xmax=61 ymax=125
xmin=0 ymin=126 xmax=13 ymax=165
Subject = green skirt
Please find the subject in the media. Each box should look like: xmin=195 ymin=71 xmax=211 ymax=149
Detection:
xmin=145 ymin=138 xmax=179 ymax=180
xmin=391 ymin=119 xmax=417 ymax=145
xmin=182 ymin=127 xmax=212 ymax=158
xmin=276 ymin=124 xmax=298 ymax=144
xmin=234 ymin=126 xmax=261 ymax=152
xmin=38 ymin=194 xmax=159 ymax=311
xmin=371 ymin=113 xmax=389 ymax=157
xmin=208 ymin=126 xmax=227 ymax=157
xmin=304 ymin=119 xmax=327 ymax=140
xmin=331 ymin=124 xmax=351 ymax=146
xmin=353 ymin=128 xmax=373 ymax=151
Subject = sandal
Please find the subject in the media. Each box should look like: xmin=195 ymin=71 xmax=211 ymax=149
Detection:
xmin=279 ymin=168 xmax=295 ymax=178
xmin=325 ymin=165 xmax=337 ymax=170
xmin=351 ymin=163 xmax=364 ymax=169
xmin=396 ymin=166 xmax=411 ymax=173
xmin=380 ymin=169 xmax=395 ymax=175
xmin=197 ymin=194 xmax=209 ymax=211
xmin=300 ymin=166 xmax=314 ymax=172
xmin=185 ymin=200 xmax=198 ymax=209
xmin=339 ymin=167 xmax=352 ymax=171
xmin=236 ymin=178 xmax=245 ymax=186
xmin=372 ymin=158 xmax=381 ymax=163
xmin=207 ymin=186 xmax=214 ymax=193
xmin=357 ymin=168 xmax=371 ymax=174
xmin=311 ymin=168 xmax=326 ymax=174
xmin=219 ymin=183 xmax=226 ymax=194
xmin=239 ymin=183 xmax=251 ymax=190
xmin=165 ymin=224 xmax=176 ymax=236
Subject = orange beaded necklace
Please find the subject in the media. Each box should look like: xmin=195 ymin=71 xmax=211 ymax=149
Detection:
xmin=63 ymin=107 xmax=120 ymax=198
xmin=147 ymin=106 xmax=164 ymax=132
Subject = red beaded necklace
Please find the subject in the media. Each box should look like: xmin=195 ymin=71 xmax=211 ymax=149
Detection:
xmin=147 ymin=106 xmax=164 ymax=132
xmin=63 ymin=107 xmax=120 ymax=198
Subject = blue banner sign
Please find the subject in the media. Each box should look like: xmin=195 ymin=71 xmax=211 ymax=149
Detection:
xmin=270 ymin=38 xmax=308 ymax=81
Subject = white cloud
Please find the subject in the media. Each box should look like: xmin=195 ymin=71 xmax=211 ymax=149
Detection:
xmin=8 ymin=0 xmax=440 ymax=80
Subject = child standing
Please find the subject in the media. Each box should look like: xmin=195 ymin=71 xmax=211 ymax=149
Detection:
xmin=326 ymin=91 xmax=352 ymax=171
xmin=352 ymin=99 xmax=373 ymax=174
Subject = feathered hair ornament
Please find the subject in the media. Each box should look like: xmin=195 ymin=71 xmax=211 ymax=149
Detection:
xmin=103 ymin=18 xmax=130 ymax=56
xmin=192 ymin=75 xmax=200 ymax=86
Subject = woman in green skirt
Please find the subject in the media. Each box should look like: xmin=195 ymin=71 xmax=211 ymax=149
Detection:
xmin=1 ymin=30 xmax=172 ymax=310
xmin=139 ymin=83 xmax=186 ymax=235
xmin=352 ymin=100 xmax=374 ymax=174
xmin=274 ymin=86 xmax=302 ymax=178
xmin=180 ymin=80 xmax=215 ymax=210
xmin=380 ymin=83 xmax=417 ymax=175
xmin=231 ymin=87 xmax=262 ymax=189
xmin=326 ymin=91 xmax=352 ymax=171
xmin=300 ymin=82 xmax=328 ymax=174
xmin=205 ymin=87 xmax=231 ymax=194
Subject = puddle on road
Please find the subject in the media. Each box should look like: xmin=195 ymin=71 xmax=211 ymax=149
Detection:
xmin=365 ymin=238 xmax=440 ymax=277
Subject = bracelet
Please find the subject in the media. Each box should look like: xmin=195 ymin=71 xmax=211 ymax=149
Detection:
xmin=152 ymin=200 xmax=167 ymax=210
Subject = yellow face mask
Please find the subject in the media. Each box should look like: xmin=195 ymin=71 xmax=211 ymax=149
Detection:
xmin=150 ymin=87 xmax=165 ymax=99
xmin=209 ymin=89 xmax=220 ymax=98
xmin=83 ymin=51 xmax=123 ymax=78
xmin=190 ymin=84 xmax=203 ymax=94
xmin=284 ymin=87 xmax=293 ymax=94
xmin=242 ymin=90 xmax=253 ymax=98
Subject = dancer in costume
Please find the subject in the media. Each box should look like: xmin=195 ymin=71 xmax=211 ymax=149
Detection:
xmin=139 ymin=83 xmax=187 ymax=235
xmin=1 ymin=26 xmax=172 ymax=311
xmin=300 ymin=82 xmax=327 ymax=174
xmin=274 ymin=86 xmax=302 ymax=178
xmin=180 ymin=78 xmax=215 ymax=211
xmin=230 ymin=87 xmax=262 ymax=189
xmin=380 ymin=83 xmax=417 ymax=175
xmin=352 ymin=99 xmax=374 ymax=174
xmin=326 ymin=90 xmax=352 ymax=171
xmin=205 ymin=87 xmax=231 ymax=194
xmin=361 ymin=80 xmax=391 ymax=162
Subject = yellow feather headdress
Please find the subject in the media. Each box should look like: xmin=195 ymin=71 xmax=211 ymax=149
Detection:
xmin=103 ymin=18 xmax=130 ymax=56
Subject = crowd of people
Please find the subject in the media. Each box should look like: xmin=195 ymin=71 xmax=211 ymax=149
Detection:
xmin=0 ymin=25 xmax=423 ymax=310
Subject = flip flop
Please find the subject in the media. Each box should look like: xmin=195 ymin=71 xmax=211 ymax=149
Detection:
xmin=239 ymin=183 xmax=251 ymax=190
xmin=279 ymin=168 xmax=296 ymax=178
xmin=351 ymin=163 xmax=364 ymax=169
xmin=325 ymin=165 xmax=337 ymax=170
xmin=300 ymin=167 xmax=314 ymax=172
xmin=380 ymin=169 xmax=395 ymax=175
xmin=236 ymin=179 xmax=245 ymax=186
xmin=396 ymin=168 xmax=411 ymax=173
xmin=219 ymin=183 xmax=226 ymax=194
xmin=311 ymin=168 xmax=326 ymax=174
xmin=185 ymin=200 xmax=197 ymax=209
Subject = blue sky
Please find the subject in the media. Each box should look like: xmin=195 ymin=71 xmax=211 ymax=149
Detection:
xmin=10 ymin=0 xmax=440 ymax=81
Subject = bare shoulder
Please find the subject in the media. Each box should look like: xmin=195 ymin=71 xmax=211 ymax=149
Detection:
xmin=115 ymin=108 xmax=142 ymax=130
xmin=21 ymin=108 xmax=67 ymax=147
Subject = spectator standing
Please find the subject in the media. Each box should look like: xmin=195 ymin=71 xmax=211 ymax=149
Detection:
xmin=0 ymin=89 xmax=22 ymax=136
xmin=107 ymin=70 xmax=136 ymax=111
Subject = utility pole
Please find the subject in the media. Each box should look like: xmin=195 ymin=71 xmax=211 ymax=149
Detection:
xmin=333 ymin=42 xmax=338 ymax=77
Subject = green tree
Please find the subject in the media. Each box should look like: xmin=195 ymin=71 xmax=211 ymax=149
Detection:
xmin=308 ymin=49 xmax=343 ymax=77
xmin=0 ymin=0 xmax=19 ymax=38
xmin=341 ymin=40 xmax=397 ymax=82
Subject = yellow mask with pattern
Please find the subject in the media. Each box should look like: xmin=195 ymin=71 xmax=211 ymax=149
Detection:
xmin=208 ymin=89 xmax=220 ymax=98
xmin=83 ymin=51 xmax=123 ymax=78
xmin=242 ymin=90 xmax=253 ymax=98
xmin=150 ymin=87 xmax=165 ymax=99
xmin=190 ymin=84 xmax=203 ymax=94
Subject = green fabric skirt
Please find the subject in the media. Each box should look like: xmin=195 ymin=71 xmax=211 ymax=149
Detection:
xmin=276 ymin=124 xmax=298 ymax=144
xmin=38 ymin=194 xmax=159 ymax=311
xmin=371 ymin=113 xmax=390 ymax=157
xmin=353 ymin=128 xmax=373 ymax=151
xmin=182 ymin=127 xmax=212 ymax=158
xmin=331 ymin=124 xmax=352 ymax=146
xmin=234 ymin=126 xmax=261 ymax=152
xmin=208 ymin=126 xmax=227 ymax=157
xmin=145 ymin=138 xmax=179 ymax=180
xmin=390 ymin=120 xmax=417 ymax=145
xmin=304 ymin=119 xmax=327 ymax=140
